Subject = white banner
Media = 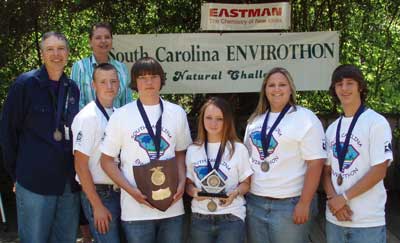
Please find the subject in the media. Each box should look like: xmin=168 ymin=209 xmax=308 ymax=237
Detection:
xmin=111 ymin=32 xmax=339 ymax=94
xmin=201 ymin=2 xmax=291 ymax=31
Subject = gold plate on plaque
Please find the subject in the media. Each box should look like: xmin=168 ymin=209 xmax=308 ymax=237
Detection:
xmin=152 ymin=187 xmax=171 ymax=201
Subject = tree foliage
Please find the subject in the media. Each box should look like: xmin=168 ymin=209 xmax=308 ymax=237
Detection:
xmin=1 ymin=0 xmax=400 ymax=115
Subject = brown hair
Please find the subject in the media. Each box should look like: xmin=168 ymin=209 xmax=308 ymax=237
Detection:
xmin=195 ymin=97 xmax=240 ymax=158
xmin=130 ymin=57 xmax=166 ymax=91
xmin=248 ymin=67 xmax=297 ymax=123
xmin=329 ymin=64 xmax=368 ymax=104
xmin=89 ymin=22 xmax=112 ymax=39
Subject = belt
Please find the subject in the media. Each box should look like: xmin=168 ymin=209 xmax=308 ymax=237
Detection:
xmin=261 ymin=196 xmax=282 ymax=200
xmin=191 ymin=213 xmax=240 ymax=221
xmin=94 ymin=184 xmax=120 ymax=192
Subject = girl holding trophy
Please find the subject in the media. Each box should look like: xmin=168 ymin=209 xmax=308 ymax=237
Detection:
xmin=186 ymin=97 xmax=253 ymax=243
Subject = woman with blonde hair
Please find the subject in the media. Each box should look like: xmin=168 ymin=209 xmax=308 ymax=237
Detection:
xmin=244 ymin=67 xmax=327 ymax=243
xmin=186 ymin=97 xmax=253 ymax=243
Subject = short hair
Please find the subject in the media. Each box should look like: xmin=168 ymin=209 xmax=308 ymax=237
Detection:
xmin=195 ymin=97 xmax=240 ymax=158
xmin=40 ymin=32 xmax=69 ymax=51
xmin=89 ymin=22 xmax=112 ymax=39
xmin=248 ymin=67 xmax=297 ymax=123
xmin=130 ymin=57 xmax=166 ymax=91
xmin=329 ymin=64 xmax=368 ymax=104
xmin=92 ymin=63 xmax=118 ymax=82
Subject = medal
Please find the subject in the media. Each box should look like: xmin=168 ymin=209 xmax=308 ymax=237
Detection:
xmin=337 ymin=174 xmax=343 ymax=186
xmin=207 ymin=200 xmax=217 ymax=212
xmin=150 ymin=166 xmax=166 ymax=186
xmin=53 ymin=129 xmax=62 ymax=141
xmin=260 ymin=104 xmax=291 ymax=173
xmin=49 ymin=78 xmax=69 ymax=144
xmin=207 ymin=174 xmax=221 ymax=187
xmin=260 ymin=161 xmax=270 ymax=172
xmin=335 ymin=105 xmax=365 ymax=185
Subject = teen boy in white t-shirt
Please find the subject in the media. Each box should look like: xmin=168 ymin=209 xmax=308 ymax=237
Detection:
xmin=72 ymin=63 xmax=122 ymax=242
xmin=323 ymin=64 xmax=393 ymax=243
xmin=100 ymin=57 xmax=192 ymax=243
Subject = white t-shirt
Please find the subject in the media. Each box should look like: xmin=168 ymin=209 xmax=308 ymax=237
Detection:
xmin=186 ymin=142 xmax=253 ymax=221
xmin=325 ymin=108 xmax=393 ymax=227
xmin=101 ymin=99 xmax=192 ymax=221
xmin=72 ymin=101 xmax=116 ymax=184
xmin=244 ymin=106 xmax=327 ymax=198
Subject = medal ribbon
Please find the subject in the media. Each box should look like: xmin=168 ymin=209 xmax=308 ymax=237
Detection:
xmin=335 ymin=105 xmax=365 ymax=173
xmin=204 ymin=139 xmax=224 ymax=173
xmin=49 ymin=79 xmax=68 ymax=136
xmin=96 ymin=98 xmax=120 ymax=167
xmin=137 ymin=99 xmax=164 ymax=159
xmin=95 ymin=98 xmax=112 ymax=121
xmin=261 ymin=104 xmax=291 ymax=160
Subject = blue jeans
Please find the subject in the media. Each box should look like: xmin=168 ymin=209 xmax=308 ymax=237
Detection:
xmin=326 ymin=221 xmax=386 ymax=243
xmin=16 ymin=182 xmax=80 ymax=243
xmin=122 ymin=215 xmax=184 ymax=243
xmin=246 ymin=193 xmax=318 ymax=243
xmin=190 ymin=213 xmax=245 ymax=243
xmin=80 ymin=188 xmax=121 ymax=243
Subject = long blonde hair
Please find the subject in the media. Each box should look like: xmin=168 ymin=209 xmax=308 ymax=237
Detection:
xmin=248 ymin=67 xmax=297 ymax=123
xmin=194 ymin=97 xmax=240 ymax=158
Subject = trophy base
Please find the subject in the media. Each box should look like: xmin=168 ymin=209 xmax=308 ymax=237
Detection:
xmin=198 ymin=191 xmax=228 ymax=198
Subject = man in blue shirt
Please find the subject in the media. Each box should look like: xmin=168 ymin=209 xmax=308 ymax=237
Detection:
xmin=0 ymin=32 xmax=80 ymax=243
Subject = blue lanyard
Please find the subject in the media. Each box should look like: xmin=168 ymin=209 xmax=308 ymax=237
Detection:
xmin=137 ymin=99 xmax=164 ymax=159
xmin=95 ymin=98 xmax=112 ymax=121
xmin=49 ymin=79 xmax=68 ymax=132
xmin=335 ymin=105 xmax=365 ymax=172
xmin=260 ymin=104 xmax=291 ymax=159
xmin=204 ymin=140 xmax=224 ymax=173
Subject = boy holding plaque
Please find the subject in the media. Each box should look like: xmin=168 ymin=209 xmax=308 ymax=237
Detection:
xmin=100 ymin=57 xmax=192 ymax=243
xmin=244 ymin=67 xmax=326 ymax=243
xmin=322 ymin=64 xmax=392 ymax=243
xmin=186 ymin=97 xmax=252 ymax=243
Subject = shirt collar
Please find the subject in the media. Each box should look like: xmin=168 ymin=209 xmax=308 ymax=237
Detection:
xmin=36 ymin=65 xmax=69 ymax=88
xmin=90 ymin=54 xmax=114 ymax=67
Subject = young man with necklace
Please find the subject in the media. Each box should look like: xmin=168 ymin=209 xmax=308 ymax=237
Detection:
xmin=100 ymin=57 xmax=192 ymax=243
xmin=72 ymin=63 xmax=122 ymax=242
xmin=323 ymin=64 xmax=393 ymax=243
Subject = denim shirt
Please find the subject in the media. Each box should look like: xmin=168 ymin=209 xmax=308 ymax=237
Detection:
xmin=0 ymin=66 xmax=80 ymax=195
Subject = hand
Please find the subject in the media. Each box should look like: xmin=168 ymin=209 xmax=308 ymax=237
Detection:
xmin=219 ymin=189 xmax=239 ymax=207
xmin=172 ymin=182 xmax=185 ymax=204
xmin=191 ymin=187 xmax=210 ymax=201
xmin=292 ymin=200 xmax=310 ymax=224
xmin=13 ymin=183 xmax=16 ymax=193
xmin=93 ymin=204 xmax=112 ymax=234
xmin=130 ymin=187 xmax=153 ymax=208
xmin=334 ymin=204 xmax=353 ymax=221
xmin=327 ymin=194 xmax=347 ymax=216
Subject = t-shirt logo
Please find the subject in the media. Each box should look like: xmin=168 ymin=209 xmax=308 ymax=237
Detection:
xmin=249 ymin=131 xmax=278 ymax=160
xmin=384 ymin=141 xmax=392 ymax=153
xmin=135 ymin=133 xmax=170 ymax=159
xmin=332 ymin=143 xmax=360 ymax=170
xmin=194 ymin=165 xmax=228 ymax=181
xmin=76 ymin=131 xmax=83 ymax=143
